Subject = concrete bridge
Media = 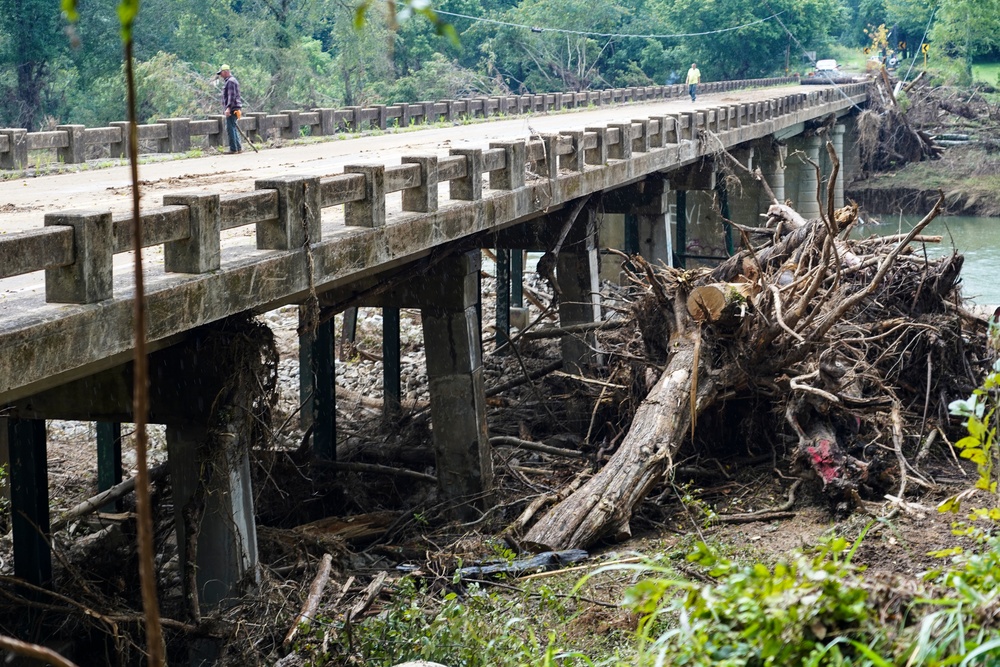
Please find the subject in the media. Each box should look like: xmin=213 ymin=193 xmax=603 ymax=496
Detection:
xmin=0 ymin=79 xmax=867 ymax=623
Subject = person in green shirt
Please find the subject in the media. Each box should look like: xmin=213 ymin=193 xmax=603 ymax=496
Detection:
xmin=686 ymin=63 xmax=701 ymax=102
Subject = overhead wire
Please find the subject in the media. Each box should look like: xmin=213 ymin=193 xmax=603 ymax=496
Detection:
xmin=900 ymin=9 xmax=937 ymax=85
xmin=761 ymin=0 xmax=865 ymax=112
xmin=430 ymin=7 xmax=787 ymax=40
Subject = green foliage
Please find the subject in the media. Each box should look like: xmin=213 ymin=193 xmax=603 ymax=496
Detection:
xmin=650 ymin=0 xmax=846 ymax=80
xmin=345 ymin=577 xmax=588 ymax=666
xmin=941 ymin=359 xmax=1000 ymax=513
xmin=617 ymin=538 xmax=872 ymax=666
xmin=931 ymin=0 xmax=1000 ymax=75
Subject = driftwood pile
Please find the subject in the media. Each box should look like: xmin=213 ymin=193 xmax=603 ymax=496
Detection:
xmin=523 ymin=180 xmax=987 ymax=550
xmin=858 ymin=70 xmax=942 ymax=173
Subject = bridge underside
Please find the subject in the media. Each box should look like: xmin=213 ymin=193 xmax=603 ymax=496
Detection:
xmin=0 ymin=85 xmax=867 ymax=640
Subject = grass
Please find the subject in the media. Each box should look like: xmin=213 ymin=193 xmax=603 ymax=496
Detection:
xmin=972 ymin=62 xmax=1000 ymax=87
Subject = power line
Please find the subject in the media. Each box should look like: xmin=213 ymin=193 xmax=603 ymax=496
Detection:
xmin=761 ymin=0 xmax=865 ymax=111
xmin=430 ymin=8 xmax=787 ymax=40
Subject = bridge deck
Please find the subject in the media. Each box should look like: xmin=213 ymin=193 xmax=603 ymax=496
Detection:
xmin=0 ymin=82 xmax=866 ymax=403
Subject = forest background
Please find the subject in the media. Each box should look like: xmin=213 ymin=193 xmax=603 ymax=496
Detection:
xmin=1 ymin=0 xmax=997 ymax=133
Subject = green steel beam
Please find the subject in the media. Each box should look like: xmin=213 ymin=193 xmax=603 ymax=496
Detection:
xmin=8 ymin=418 xmax=51 ymax=587
xmin=96 ymin=421 xmax=122 ymax=512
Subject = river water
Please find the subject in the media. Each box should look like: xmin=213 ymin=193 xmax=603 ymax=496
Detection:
xmin=867 ymin=215 xmax=1000 ymax=305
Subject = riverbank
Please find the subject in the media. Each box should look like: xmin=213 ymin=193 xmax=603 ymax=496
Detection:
xmin=847 ymin=144 xmax=1000 ymax=217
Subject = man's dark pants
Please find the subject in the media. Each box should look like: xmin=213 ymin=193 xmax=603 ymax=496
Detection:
xmin=226 ymin=114 xmax=242 ymax=153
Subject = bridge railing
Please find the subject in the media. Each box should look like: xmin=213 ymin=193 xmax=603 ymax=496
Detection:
xmin=0 ymin=78 xmax=799 ymax=170
xmin=0 ymin=84 xmax=867 ymax=305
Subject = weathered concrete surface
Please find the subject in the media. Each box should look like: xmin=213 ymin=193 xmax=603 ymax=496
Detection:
xmin=0 ymin=86 xmax=866 ymax=404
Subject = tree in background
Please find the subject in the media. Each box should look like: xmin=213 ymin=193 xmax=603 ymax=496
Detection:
xmin=653 ymin=0 xmax=845 ymax=80
xmin=930 ymin=0 xmax=1000 ymax=79
xmin=0 ymin=0 xmax=66 ymax=129
xmin=476 ymin=0 xmax=631 ymax=91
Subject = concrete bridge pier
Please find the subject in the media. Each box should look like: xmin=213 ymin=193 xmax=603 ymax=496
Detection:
xmin=2 ymin=320 xmax=266 ymax=625
xmin=418 ymin=251 xmax=493 ymax=518
xmin=756 ymin=139 xmax=787 ymax=208
xmin=670 ymin=160 xmax=722 ymax=266
xmin=556 ymin=205 xmax=603 ymax=372
xmin=725 ymin=146 xmax=759 ymax=230
xmin=830 ymin=124 xmax=846 ymax=208
xmin=633 ymin=177 xmax=674 ymax=268
xmin=791 ymin=135 xmax=823 ymax=219
xmin=167 ymin=421 xmax=259 ymax=611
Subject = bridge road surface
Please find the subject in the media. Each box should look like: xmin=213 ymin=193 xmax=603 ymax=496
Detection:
xmin=0 ymin=83 xmax=828 ymax=306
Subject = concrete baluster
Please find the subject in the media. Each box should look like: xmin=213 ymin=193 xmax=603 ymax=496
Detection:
xmin=255 ymin=175 xmax=322 ymax=247
xmin=56 ymin=124 xmax=86 ymax=164
xmin=561 ymin=131 xmax=585 ymax=171
xmin=347 ymin=106 xmax=363 ymax=132
xmin=0 ymin=129 xmax=27 ymax=169
xmin=44 ymin=210 xmax=113 ymax=304
xmin=608 ymin=123 xmax=633 ymax=160
xmin=449 ymin=148 xmax=483 ymax=201
xmin=488 ymin=141 xmax=525 ymax=190
xmin=585 ymin=127 xmax=609 ymax=165
xmin=344 ymin=164 xmax=387 ymax=227
xmin=108 ymin=121 xmax=130 ymax=158
xmin=401 ymin=155 xmax=439 ymax=212
xmin=315 ymin=108 xmax=336 ymax=136
xmin=631 ymin=119 xmax=651 ymax=153
xmin=159 ymin=118 xmax=191 ymax=154
xmin=162 ymin=192 xmax=222 ymax=274
xmin=280 ymin=110 xmax=302 ymax=139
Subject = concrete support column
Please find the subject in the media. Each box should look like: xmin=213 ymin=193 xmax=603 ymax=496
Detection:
xmin=796 ymin=135 xmax=823 ymax=220
xmin=841 ymin=115 xmax=863 ymax=186
xmin=44 ymin=210 xmax=113 ymax=304
xmin=557 ymin=206 xmax=602 ymax=371
xmin=383 ymin=307 xmax=402 ymax=417
xmin=56 ymin=124 xmax=86 ymax=164
xmin=831 ymin=124 xmax=846 ymax=208
xmin=162 ymin=192 xmax=222 ymax=274
xmin=7 ymin=418 xmax=51 ymax=588
xmin=726 ymin=146 xmax=759 ymax=228
xmin=633 ymin=176 xmax=674 ymax=268
xmin=757 ymin=140 xmax=787 ymax=208
xmin=420 ymin=251 xmax=492 ymax=518
xmin=167 ymin=422 xmax=259 ymax=611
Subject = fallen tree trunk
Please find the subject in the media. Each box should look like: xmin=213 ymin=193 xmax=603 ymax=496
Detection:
xmin=521 ymin=186 xmax=976 ymax=550
xmin=524 ymin=326 xmax=718 ymax=550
